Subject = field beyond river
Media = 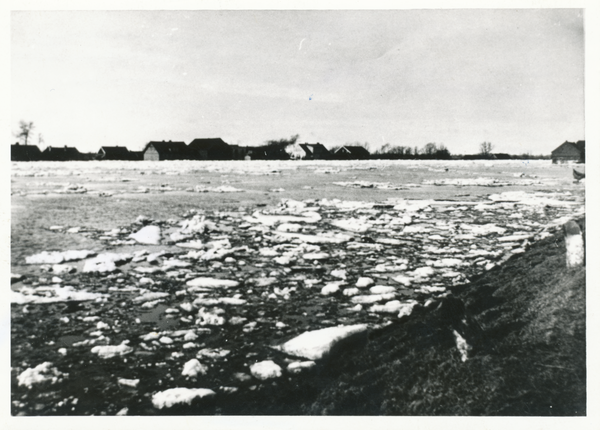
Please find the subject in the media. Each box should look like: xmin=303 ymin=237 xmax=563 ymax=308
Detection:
xmin=10 ymin=159 xmax=585 ymax=415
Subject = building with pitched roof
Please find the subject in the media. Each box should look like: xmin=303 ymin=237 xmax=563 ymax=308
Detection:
xmin=11 ymin=142 xmax=42 ymax=161
xmin=97 ymin=146 xmax=134 ymax=160
xmin=551 ymin=140 xmax=585 ymax=164
xmin=334 ymin=145 xmax=371 ymax=160
xmin=187 ymin=138 xmax=232 ymax=160
xmin=42 ymin=146 xmax=83 ymax=161
xmin=143 ymin=141 xmax=190 ymax=161
xmin=299 ymin=143 xmax=331 ymax=160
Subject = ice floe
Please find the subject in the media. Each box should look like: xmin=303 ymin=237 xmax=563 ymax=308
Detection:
xmin=275 ymin=324 xmax=368 ymax=360
xmin=91 ymin=343 xmax=134 ymax=359
xmin=186 ymin=277 xmax=240 ymax=289
xmin=250 ymin=360 xmax=282 ymax=380
xmin=152 ymin=388 xmax=216 ymax=409
xmin=83 ymin=253 xmax=132 ymax=273
xmin=17 ymin=362 xmax=67 ymax=388
xmin=11 ymin=285 xmax=107 ymax=304
xmin=182 ymin=359 xmax=208 ymax=377
xmin=129 ymin=225 xmax=162 ymax=245
xmin=287 ymin=361 xmax=316 ymax=374
xmin=26 ymin=250 xmax=96 ymax=265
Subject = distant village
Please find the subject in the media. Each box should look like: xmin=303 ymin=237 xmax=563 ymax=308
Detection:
xmin=11 ymin=137 xmax=585 ymax=164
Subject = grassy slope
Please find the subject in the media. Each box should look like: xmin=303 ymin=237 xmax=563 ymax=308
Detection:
xmin=219 ymin=217 xmax=585 ymax=416
xmin=302 ymin=217 xmax=586 ymax=416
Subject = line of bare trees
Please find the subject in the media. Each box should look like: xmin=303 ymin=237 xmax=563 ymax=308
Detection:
xmin=373 ymin=142 xmax=452 ymax=160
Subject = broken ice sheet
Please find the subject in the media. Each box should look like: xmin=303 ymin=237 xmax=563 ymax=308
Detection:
xmin=12 ymin=285 xmax=107 ymax=304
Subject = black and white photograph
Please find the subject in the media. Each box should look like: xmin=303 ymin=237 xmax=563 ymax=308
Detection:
xmin=6 ymin=2 xmax=597 ymax=425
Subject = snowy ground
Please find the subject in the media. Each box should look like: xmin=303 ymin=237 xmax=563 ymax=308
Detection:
xmin=10 ymin=159 xmax=585 ymax=415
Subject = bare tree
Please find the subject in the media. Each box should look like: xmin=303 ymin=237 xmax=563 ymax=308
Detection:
xmin=423 ymin=142 xmax=438 ymax=155
xmin=374 ymin=144 xmax=414 ymax=157
xmin=480 ymin=141 xmax=494 ymax=156
xmin=376 ymin=143 xmax=392 ymax=154
xmin=15 ymin=121 xmax=35 ymax=145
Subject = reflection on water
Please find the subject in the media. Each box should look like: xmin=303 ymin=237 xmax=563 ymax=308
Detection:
xmin=138 ymin=303 xmax=179 ymax=331
xmin=57 ymin=334 xmax=86 ymax=347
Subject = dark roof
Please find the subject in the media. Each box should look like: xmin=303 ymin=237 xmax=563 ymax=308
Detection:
xmin=11 ymin=143 xmax=42 ymax=161
xmin=335 ymin=146 xmax=370 ymax=158
xmin=299 ymin=143 xmax=331 ymax=158
xmin=99 ymin=146 xmax=131 ymax=159
xmin=43 ymin=146 xmax=81 ymax=153
xmin=42 ymin=146 xmax=82 ymax=160
xmin=188 ymin=138 xmax=229 ymax=151
xmin=144 ymin=141 xmax=190 ymax=159
xmin=187 ymin=138 xmax=232 ymax=160
xmin=551 ymin=141 xmax=584 ymax=156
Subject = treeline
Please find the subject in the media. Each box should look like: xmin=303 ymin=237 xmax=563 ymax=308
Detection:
xmin=372 ymin=142 xmax=451 ymax=160
xmin=370 ymin=142 xmax=549 ymax=160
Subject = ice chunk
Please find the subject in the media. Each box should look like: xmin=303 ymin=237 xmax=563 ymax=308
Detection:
xmin=369 ymin=285 xmax=396 ymax=295
xmin=182 ymin=359 xmax=208 ymax=377
xmin=118 ymin=378 xmax=140 ymax=388
xmin=250 ymin=360 xmax=282 ymax=380
xmin=321 ymin=283 xmax=341 ymax=295
xmin=287 ymin=361 xmax=316 ymax=374
xmin=11 ymin=285 xmax=107 ymax=304
xmin=330 ymin=218 xmax=372 ymax=233
xmin=275 ymin=324 xmax=368 ymax=360
xmin=91 ymin=343 xmax=133 ymax=359
xmin=17 ymin=362 xmax=67 ymax=388
xmin=152 ymin=388 xmax=215 ymax=409
xmin=129 ymin=225 xmax=161 ymax=245
xmin=302 ymin=252 xmax=330 ymax=260
xmin=186 ymin=277 xmax=240 ymax=289
xmin=356 ymin=277 xmax=374 ymax=288
xmin=26 ymin=250 xmax=96 ymax=265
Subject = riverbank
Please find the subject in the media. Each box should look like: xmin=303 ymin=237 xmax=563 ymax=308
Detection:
xmin=225 ymin=216 xmax=586 ymax=415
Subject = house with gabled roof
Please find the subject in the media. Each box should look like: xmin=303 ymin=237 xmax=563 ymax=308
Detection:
xmin=299 ymin=143 xmax=331 ymax=160
xmin=11 ymin=142 xmax=42 ymax=161
xmin=334 ymin=145 xmax=370 ymax=160
xmin=188 ymin=138 xmax=232 ymax=160
xmin=551 ymin=140 xmax=585 ymax=164
xmin=143 ymin=141 xmax=190 ymax=161
xmin=97 ymin=146 xmax=133 ymax=161
xmin=42 ymin=146 xmax=83 ymax=161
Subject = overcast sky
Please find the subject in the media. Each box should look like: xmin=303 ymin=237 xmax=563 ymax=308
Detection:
xmin=11 ymin=9 xmax=584 ymax=155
